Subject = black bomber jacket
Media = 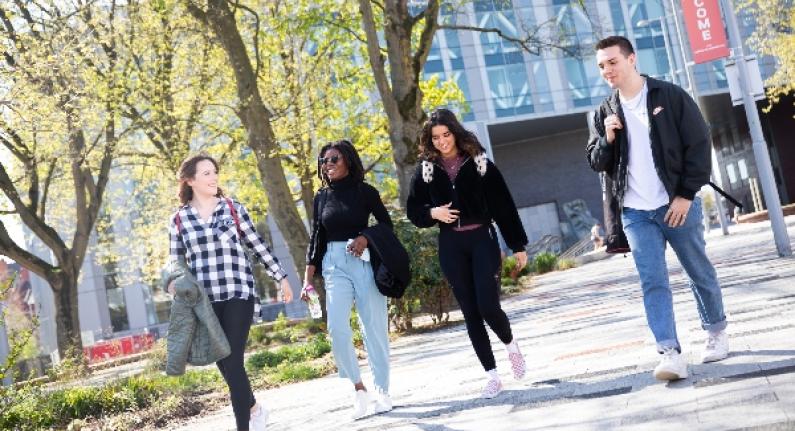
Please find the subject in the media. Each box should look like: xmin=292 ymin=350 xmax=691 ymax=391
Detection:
xmin=586 ymin=75 xmax=712 ymax=204
xmin=586 ymin=76 xmax=712 ymax=253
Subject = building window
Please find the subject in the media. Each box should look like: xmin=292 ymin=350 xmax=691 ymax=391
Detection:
xmin=738 ymin=159 xmax=749 ymax=180
xmin=554 ymin=0 xmax=597 ymax=46
xmin=726 ymin=163 xmax=738 ymax=185
xmin=105 ymin=273 xmax=130 ymax=332
xmin=424 ymin=37 xmax=444 ymax=75
xmin=103 ymin=267 xmax=130 ymax=333
xmin=445 ymin=30 xmax=466 ymax=70
xmin=487 ymin=63 xmax=534 ymax=117
xmin=450 ymin=70 xmax=475 ymax=121
xmin=608 ymin=0 xmax=626 ymax=33
xmin=476 ymin=3 xmax=534 ymax=117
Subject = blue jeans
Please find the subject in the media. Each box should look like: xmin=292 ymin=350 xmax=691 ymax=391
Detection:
xmin=621 ymin=198 xmax=727 ymax=352
xmin=322 ymin=242 xmax=390 ymax=392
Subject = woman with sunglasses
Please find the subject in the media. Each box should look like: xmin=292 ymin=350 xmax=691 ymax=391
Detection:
xmin=303 ymin=140 xmax=393 ymax=419
xmin=407 ymin=109 xmax=529 ymax=399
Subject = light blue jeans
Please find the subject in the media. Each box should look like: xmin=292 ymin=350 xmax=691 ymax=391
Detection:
xmin=322 ymin=241 xmax=390 ymax=392
xmin=621 ymin=198 xmax=727 ymax=353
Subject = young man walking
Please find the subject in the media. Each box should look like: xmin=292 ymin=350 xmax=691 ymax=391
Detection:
xmin=586 ymin=36 xmax=729 ymax=381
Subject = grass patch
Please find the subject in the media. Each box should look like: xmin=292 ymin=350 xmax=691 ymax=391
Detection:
xmin=246 ymin=333 xmax=331 ymax=372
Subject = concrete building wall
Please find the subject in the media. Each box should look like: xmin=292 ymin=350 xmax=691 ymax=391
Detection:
xmin=492 ymin=128 xmax=604 ymax=226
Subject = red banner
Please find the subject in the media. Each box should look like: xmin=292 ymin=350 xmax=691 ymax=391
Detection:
xmin=681 ymin=0 xmax=730 ymax=64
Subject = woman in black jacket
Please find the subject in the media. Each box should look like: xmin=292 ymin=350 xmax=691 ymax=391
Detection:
xmin=407 ymin=109 xmax=529 ymax=399
xmin=303 ymin=140 xmax=393 ymax=419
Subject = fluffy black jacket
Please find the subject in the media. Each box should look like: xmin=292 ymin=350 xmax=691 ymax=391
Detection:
xmin=406 ymin=153 xmax=528 ymax=252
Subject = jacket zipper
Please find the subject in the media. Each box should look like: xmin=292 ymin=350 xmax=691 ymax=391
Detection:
xmin=431 ymin=156 xmax=472 ymax=229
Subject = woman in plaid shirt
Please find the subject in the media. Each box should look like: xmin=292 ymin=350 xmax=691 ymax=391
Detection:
xmin=169 ymin=154 xmax=293 ymax=431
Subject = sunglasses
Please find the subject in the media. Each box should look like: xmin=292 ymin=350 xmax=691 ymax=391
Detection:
xmin=319 ymin=155 xmax=341 ymax=165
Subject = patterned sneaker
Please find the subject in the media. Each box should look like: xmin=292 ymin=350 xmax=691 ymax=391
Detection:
xmin=351 ymin=389 xmax=370 ymax=420
xmin=701 ymin=330 xmax=729 ymax=363
xmin=481 ymin=377 xmax=503 ymax=399
xmin=249 ymin=403 xmax=268 ymax=431
xmin=506 ymin=341 xmax=526 ymax=380
xmin=653 ymin=347 xmax=688 ymax=381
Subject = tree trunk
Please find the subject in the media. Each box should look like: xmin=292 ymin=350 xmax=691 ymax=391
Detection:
xmin=388 ymin=113 xmax=424 ymax=206
xmin=358 ymin=0 xmax=439 ymax=207
xmin=194 ymin=0 xmax=310 ymax=272
xmin=300 ymin=169 xmax=315 ymax=223
xmin=50 ymin=268 xmax=82 ymax=358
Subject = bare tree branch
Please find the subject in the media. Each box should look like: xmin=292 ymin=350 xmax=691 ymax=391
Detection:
xmin=412 ymin=0 xmax=440 ymax=80
xmin=357 ymin=0 xmax=398 ymax=119
xmin=227 ymin=0 xmax=263 ymax=79
xmin=439 ymin=19 xmax=584 ymax=58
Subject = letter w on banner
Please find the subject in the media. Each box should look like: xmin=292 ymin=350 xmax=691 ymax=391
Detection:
xmin=681 ymin=0 xmax=730 ymax=63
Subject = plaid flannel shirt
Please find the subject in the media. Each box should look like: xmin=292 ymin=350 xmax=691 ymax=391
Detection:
xmin=169 ymin=198 xmax=287 ymax=303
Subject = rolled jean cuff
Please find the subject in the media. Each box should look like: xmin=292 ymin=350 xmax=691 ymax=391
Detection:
xmin=703 ymin=319 xmax=728 ymax=334
xmin=656 ymin=339 xmax=681 ymax=354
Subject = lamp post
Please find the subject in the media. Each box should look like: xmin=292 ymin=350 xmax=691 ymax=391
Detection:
xmin=719 ymin=0 xmax=792 ymax=256
xmin=665 ymin=1 xmax=731 ymax=235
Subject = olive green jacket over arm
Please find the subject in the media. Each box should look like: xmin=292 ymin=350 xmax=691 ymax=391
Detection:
xmin=163 ymin=258 xmax=230 ymax=376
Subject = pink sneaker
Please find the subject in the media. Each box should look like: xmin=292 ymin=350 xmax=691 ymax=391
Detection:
xmin=481 ymin=377 xmax=503 ymax=399
xmin=507 ymin=342 xmax=526 ymax=380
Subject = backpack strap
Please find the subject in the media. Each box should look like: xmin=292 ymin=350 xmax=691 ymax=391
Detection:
xmin=174 ymin=212 xmax=182 ymax=233
xmin=225 ymin=198 xmax=244 ymax=238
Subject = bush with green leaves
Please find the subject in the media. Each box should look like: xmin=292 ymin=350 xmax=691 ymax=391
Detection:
xmin=390 ymin=213 xmax=454 ymax=329
xmin=246 ymin=333 xmax=331 ymax=372
xmin=501 ymin=254 xmax=532 ymax=287
xmin=534 ymin=252 xmax=558 ymax=274
xmin=248 ymin=313 xmax=326 ymax=349
xmin=0 ymin=373 xmax=181 ymax=430
xmin=557 ymin=258 xmax=576 ymax=270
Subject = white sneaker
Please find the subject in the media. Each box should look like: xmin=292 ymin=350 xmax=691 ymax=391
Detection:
xmin=653 ymin=347 xmax=688 ymax=381
xmin=249 ymin=403 xmax=268 ymax=431
xmin=374 ymin=391 xmax=392 ymax=414
xmin=481 ymin=377 xmax=503 ymax=399
xmin=701 ymin=330 xmax=729 ymax=363
xmin=351 ymin=389 xmax=370 ymax=420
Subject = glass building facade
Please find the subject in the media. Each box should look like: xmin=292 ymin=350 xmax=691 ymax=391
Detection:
xmin=424 ymin=0 xmax=776 ymax=122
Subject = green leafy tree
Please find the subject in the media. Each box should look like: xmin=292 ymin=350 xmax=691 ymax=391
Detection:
xmin=184 ymin=0 xmax=311 ymax=273
xmin=0 ymin=2 xmax=122 ymax=356
xmin=740 ymin=0 xmax=795 ymax=110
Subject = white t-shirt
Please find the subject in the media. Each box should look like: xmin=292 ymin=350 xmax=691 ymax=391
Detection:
xmin=620 ymin=82 xmax=669 ymax=210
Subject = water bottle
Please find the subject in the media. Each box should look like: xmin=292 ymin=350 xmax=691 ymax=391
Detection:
xmin=305 ymin=285 xmax=322 ymax=319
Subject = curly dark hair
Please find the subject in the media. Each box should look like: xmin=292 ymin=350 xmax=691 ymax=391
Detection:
xmin=176 ymin=153 xmax=224 ymax=205
xmin=317 ymin=139 xmax=365 ymax=187
xmin=419 ymin=108 xmax=485 ymax=161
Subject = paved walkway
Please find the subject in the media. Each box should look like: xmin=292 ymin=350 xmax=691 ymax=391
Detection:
xmin=176 ymin=217 xmax=795 ymax=431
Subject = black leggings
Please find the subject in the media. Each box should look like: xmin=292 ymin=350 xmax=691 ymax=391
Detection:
xmin=439 ymin=225 xmax=513 ymax=371
xmin=212 ymin=297 xmax=256 ymax=430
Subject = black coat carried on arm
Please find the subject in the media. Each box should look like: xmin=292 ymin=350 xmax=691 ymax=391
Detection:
xmin=406 ymin=152 xmax=528 ymax=253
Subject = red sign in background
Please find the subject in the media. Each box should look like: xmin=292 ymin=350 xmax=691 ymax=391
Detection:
xmin=681 ymin=0 xmax=730 ymax=64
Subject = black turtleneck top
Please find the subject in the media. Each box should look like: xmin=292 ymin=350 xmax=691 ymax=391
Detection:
xmin=306 ymin=175 xmax=392 ymax=268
